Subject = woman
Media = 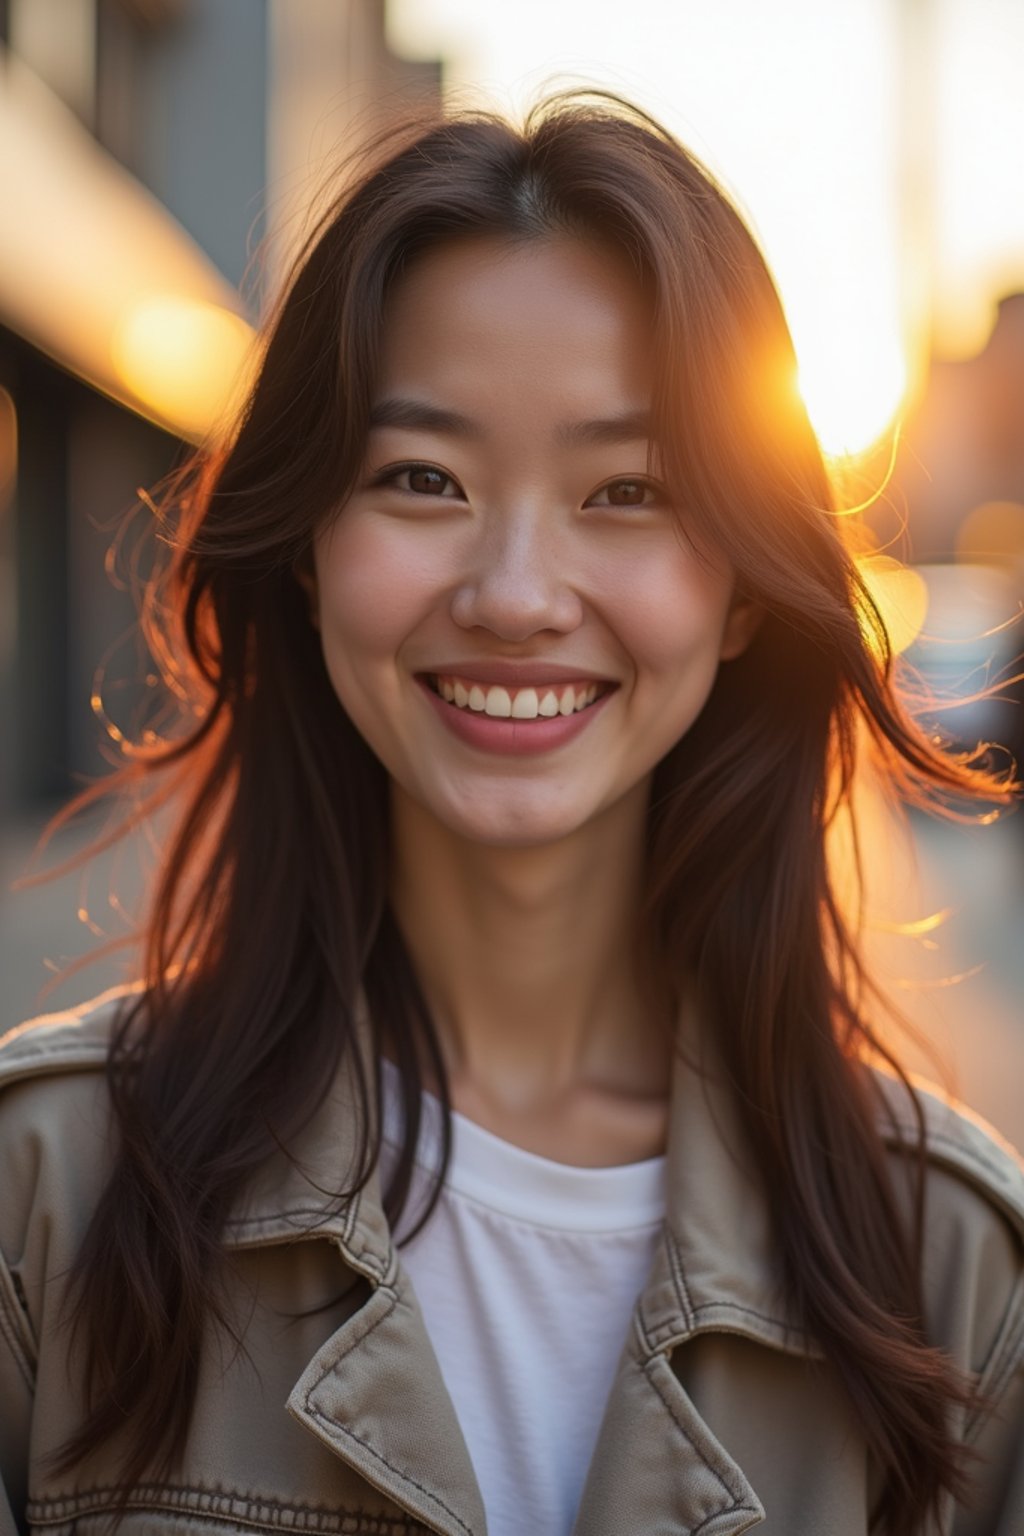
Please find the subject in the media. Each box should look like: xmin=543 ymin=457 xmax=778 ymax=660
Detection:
xmin=1 ymin=90 xmax=1022 ymax=1536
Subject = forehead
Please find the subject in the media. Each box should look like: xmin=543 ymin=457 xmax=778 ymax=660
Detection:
xmin=373 ymin=234 xmax=656 ymax=427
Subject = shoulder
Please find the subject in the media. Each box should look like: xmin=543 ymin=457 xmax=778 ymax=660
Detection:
xmin=0 ymin=983 xmax=144 ymax=1281
xmin=0 ymin=981 xmax=139 ymax=1163
xmin=871 ymin=1066 xmax=1024 ymax=1409
xmin=0 ymin=980 xmax=141 ymax=1083
xmin=871 ymin=1065 xmax=1024 ymax=1241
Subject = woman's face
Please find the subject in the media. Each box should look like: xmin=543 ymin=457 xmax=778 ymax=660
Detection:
xmin=307 ymin=234 xmax=758 ymax=847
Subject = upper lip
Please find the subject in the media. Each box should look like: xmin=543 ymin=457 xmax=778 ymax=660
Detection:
xmin=418 ymin=661 xmax=616 ymax=688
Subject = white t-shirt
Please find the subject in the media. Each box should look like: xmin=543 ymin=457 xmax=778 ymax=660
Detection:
xmin=378 ymin=1057 xmax=667 ymax=1536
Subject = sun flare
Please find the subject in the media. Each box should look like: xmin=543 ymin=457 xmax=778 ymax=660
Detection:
xmin=796 ymin=333 xmax=909 ymax=461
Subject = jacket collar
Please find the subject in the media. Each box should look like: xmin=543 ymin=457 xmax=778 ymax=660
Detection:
xmin=638 ymin=1004 xmax=822 ymax=1360
xmin=224 ymin=989 xmax=816 ymax=1359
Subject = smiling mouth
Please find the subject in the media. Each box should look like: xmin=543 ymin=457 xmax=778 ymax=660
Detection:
xmin=423 ymin=674 xmax=614 ymax=721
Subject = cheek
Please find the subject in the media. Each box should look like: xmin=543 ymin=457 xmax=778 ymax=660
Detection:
xmin=314 ymin=518 xmax=440 ymax=661
xmin=603 ymin=546 xmax=735 ymax=676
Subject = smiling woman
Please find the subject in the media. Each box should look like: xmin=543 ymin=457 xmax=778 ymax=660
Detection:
xmin=301 ymin=234 xmax=756 ymax=853
xmin=1 ymin=89 xmax=1022 ymax=1536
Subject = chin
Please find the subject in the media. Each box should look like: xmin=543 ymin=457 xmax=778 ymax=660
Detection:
xmin=441 ymin=800 xmax=592 ymax=851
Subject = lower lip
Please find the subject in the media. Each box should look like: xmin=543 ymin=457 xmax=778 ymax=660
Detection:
xmin=416 ymin=678 xmax=616 ymax=756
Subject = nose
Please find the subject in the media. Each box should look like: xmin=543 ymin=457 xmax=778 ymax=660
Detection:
xmin=449 ymin=507 xmax=584 ymax=641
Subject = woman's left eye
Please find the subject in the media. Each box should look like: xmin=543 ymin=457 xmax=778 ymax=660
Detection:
xmin=587 ymin=478 xmax=663 ymax=509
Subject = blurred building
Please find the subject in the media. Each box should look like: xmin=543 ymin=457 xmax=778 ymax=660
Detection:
xmin=0 ymin=0 xmax=439 ymax=817
xmin=889 ymin=292 xmax=1024 ymax=565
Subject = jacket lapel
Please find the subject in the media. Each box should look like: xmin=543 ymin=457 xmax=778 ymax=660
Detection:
xmin=286 ymin=1242 xmax=487 ymax=1536
xmin=571 ymin=1274 xmax=765 ymax=1535
xmin=227 ymin=1014 xmax=488 ymax=1536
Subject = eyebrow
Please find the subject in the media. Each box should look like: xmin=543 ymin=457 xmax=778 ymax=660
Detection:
xmin=367 ymin=396 xmax=653 ymax=447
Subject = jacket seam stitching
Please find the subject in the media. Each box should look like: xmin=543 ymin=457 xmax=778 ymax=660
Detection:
xmin=689 ymin=1299 xmax=804 ymax=1329
xmin=642 ymin=1356 xmax=738 ymax=1511
xmin=302 ymin=1406 xmax=473 ymax=1536
xmin=27 ymin=1487 xmax=428 ymax=1531
xmin=691 ymin=1506 xmax=762 ymax=1536
xmin=662 ymin=1234 xmax=816 ymax=1348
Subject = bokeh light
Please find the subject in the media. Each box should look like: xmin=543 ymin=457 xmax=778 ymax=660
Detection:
xmin=798 ymin=333 xmax=908 ymax=461
xmin=111 ymin=298 xmax=256 ymax=445
xmin=857 ymin=554 xmax=930 ymax=656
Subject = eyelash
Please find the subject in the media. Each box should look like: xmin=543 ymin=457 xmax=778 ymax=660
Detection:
xmin=370 ymin=461 xmax=664 ymax=509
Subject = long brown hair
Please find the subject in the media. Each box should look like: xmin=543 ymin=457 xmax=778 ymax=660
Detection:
xmin=35 ymin=89 xmax=1015 ymax=1530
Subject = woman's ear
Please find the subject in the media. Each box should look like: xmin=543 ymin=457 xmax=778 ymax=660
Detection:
xmin=293 ymin=557 xmax=321 ymax=633
xmin=719 ymin=591 xmax=763 ymax=661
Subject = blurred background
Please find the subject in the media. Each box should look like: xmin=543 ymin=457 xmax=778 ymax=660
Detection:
xmin=0 ymin=0 xmax=1021 ymax=1142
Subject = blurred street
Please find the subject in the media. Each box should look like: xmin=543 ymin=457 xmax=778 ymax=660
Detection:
xmin=0 ymin=2 xmax=1021 ymax=1151
xmin=2 ymin=802 xmax=153 ymax=1026
xmin=859 ymin=804 xmax=1024 ymax=1152
xmin=4 ymin=792 xmax=1022 ymax=1152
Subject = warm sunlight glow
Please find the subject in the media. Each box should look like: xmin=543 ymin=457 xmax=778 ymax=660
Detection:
xmin=797 ymin=333 xmax=909 ymax=460
xmin=0 ymin=54 xmax=249 ymax=443
xmin=388 ymin=0 xmax=1024 ymax=494
xmin=934 ymin=293 xmax=1003 ymax=362
xmin=389 ymin=2 xmax=918 ymax=466
xmin=955 ymin=500 xmax=1024 ymax=568
xmin=856 ymin=555 xmax=929 ymax=656
xmin=111 ymin=299 xmax=256 ymax=443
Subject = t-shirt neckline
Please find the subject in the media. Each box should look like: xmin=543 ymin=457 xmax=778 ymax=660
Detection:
xmin=379 ymin=1055 xmax=667 ymax=1233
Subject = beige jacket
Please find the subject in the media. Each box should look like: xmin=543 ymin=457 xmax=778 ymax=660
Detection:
xmin=1 ymin=983 xmax=1022 ymax=1536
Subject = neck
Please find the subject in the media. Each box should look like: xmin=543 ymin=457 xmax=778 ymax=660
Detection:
xmin=388 ymin=780 xmax=674 ymax=1121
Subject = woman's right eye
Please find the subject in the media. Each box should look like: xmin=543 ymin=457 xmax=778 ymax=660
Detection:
xmin=374 ymin=463 xmax=463 ymax=498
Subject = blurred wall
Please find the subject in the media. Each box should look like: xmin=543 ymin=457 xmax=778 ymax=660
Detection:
xmin=0 ymin=0 xmax=439 ymax=822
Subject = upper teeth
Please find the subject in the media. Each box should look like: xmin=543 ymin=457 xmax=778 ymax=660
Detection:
xmin=434 ymin=676 xmax=602 ymax=719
